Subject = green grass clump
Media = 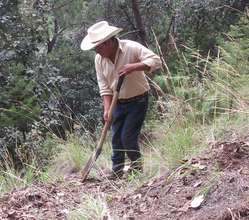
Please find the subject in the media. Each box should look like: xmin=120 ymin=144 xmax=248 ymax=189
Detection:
xmin=0 ymin=159 xmax=51 ymax=196
xmin=48 ymin=135 xmax=95 ymax=177
xmin=67 ymin=194 xmax=108 ymax=220
xmin=147 ymin=118 xmax=203 ymax=170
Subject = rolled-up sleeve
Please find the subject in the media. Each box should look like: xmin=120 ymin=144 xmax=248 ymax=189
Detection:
xmin=135 ymin=42 xmax=162 ymax=73
xmin=95 ymin=56 xmax=113 ymax=96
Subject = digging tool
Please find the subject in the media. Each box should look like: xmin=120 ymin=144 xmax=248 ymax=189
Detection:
xmin=81 ymin=75 xmax=125 ymax=182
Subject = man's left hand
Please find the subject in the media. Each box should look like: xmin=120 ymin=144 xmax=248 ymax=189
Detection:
xmin=118 ymin=63 xmax=150 ymax=76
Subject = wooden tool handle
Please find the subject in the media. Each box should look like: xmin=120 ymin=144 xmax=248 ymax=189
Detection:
xmin=116 ymin=75 xmax=125 ymax=92
xmin=81 ymin=75 xmax=125 ymax=182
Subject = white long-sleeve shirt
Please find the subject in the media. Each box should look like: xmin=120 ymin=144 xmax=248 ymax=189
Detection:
xmin=95 ymin=39 xmax=162 ymax=99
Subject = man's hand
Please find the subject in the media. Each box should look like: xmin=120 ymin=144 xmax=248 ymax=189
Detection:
xmin=119 ymin=62 xmax=150 ymax=76
xmin=103 ymin=110 xmax=112 ymax=122
xmin=103 ymin=95 xmax=113 ymax=122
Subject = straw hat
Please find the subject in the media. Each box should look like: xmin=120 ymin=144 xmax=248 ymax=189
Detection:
xmin=80 ymin=21 xmax=122 ymax=51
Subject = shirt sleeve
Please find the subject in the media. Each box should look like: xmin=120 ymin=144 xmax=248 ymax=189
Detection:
xmin=95 ymin=55 xmax=113 ymax=96
xmin=133 ymin=41 xmax=162 ymax=73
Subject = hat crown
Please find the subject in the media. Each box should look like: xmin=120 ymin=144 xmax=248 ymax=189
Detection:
xmin=80 ymin=20 xmax=122 ymax=50
xmin=88 ymin=21 xmax=111 ymax=43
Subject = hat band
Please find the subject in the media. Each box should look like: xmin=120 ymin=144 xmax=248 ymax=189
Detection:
xmin=90 ymin=39 xmax=102 ymax=44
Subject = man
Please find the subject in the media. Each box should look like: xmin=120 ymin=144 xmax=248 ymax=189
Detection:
xmin=81 ymin=21 xmax=162 ymax=179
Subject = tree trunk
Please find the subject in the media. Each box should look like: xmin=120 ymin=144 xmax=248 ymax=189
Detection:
xmin=131 ymin=0 xmax=147 ymax=46
xmin=47 ymin=18 xmax=58 ymax=53
xmin=161 ymin=15 xmax=176 ymax=58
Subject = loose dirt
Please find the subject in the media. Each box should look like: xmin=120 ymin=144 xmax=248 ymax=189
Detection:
xmin=0 ymin=137 xmax=249 ymax=219
xmin=110 ymin=138 xmax=249 ymax=220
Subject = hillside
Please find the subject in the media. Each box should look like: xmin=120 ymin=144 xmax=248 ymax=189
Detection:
xmin=1 ymin=1 xmax=249 ymax=220
xmin=0 ymin=129 xmax=249 ymax=220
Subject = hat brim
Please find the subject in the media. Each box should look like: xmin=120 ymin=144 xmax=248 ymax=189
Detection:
xmin=80 ymin=28 xmax=122 ymax=51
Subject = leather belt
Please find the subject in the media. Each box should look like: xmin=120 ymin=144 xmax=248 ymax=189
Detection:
xmin=117 ymin=91 xmax=148 ymax=103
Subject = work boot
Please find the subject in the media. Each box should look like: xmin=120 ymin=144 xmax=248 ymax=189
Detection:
xmin=128 ymin=159 xmax=143 ymax=174
xmin=105 ymin=170 xmax=124 ymax=180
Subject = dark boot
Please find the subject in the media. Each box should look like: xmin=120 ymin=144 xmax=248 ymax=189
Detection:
xmin=105 ymin=170 xmax=124 ymax=180
xmin=128 ymin=159 xmax=143 ymax=174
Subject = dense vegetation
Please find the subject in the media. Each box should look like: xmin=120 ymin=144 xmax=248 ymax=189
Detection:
xmin=0 ymin=0 xmax=248 ymax=182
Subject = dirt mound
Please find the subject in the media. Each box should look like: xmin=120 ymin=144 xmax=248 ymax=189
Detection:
xmin=0 ymin=183 xmax=78 ymax=219
xmin=213 ymin=141 xmax=249 ymax=170
xmin=0 ymin=140 xmax=249 ymax=219
xmin=0 ymin=177 xmax=122 ymax=220
xmin=110 ymin=140 xmax=249 ymax=219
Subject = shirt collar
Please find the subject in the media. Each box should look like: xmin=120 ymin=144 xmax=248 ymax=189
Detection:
xmin=116 ymin=38 xmax=124 ymax=53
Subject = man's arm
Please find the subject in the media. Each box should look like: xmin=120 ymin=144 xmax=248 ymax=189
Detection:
xmin=129 ymin=41 xmax=162 ymax=74
xmin=103 ymin=95 xmax=113 ymax=122
xmin=118 ymin=41 xmax=162 ymax=76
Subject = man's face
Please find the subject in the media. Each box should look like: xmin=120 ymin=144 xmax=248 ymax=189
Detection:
xmin=94 ymin=39 xmax=112 ymax=58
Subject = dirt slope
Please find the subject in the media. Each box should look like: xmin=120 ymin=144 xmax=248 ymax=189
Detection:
xmin=0 ymin=138 xmax=249 ymax=219
xmin=110 ymin=140 xmax=249 ymax=219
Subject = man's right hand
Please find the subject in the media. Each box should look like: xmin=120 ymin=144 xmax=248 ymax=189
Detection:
xmin=104 ymin=110 xmax=112 ymax=122
xmin=103 ymin=95 xmax=113 ymax=123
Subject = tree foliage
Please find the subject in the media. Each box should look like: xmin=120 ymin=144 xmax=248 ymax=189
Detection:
xmin=0 ymin=0 xmax=248 ymax=167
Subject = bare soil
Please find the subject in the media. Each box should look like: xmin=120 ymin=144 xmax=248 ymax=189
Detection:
xmin=110 ymin=139 xmax=249 ymax=220
xmin=0 ymin=136 xmax=249 ymax=219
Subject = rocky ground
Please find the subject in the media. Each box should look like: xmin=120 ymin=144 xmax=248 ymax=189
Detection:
xmin=0 ymin=136 xmax=249 ymax=219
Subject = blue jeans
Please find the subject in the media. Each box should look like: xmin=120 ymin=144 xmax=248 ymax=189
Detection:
xmin=111 ymin=94 xmax=148 ymax=172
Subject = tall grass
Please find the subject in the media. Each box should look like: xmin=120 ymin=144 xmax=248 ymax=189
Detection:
xmin=144 ymin=13 xmax=249 ymax=175
xmin=48 ymin=134 xmax=96 ymax=177
xmin=0 ymin=154 xmax=50 ymax=196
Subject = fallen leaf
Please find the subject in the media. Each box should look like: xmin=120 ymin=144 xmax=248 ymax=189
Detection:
xmin=192 ymin=164 xmax=206 ymax=170
xmin=193 ymin=181 xmax=202 ymax=188
xmin=240 ymin=168 xmax=249 ymax=175
xmin=191 ymin=194 xmax=204 ymax=208
xmin=56 ymin=192 xmax=65 ymax=197
xmin=132 ymin=194 xmax=142 ymax=200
